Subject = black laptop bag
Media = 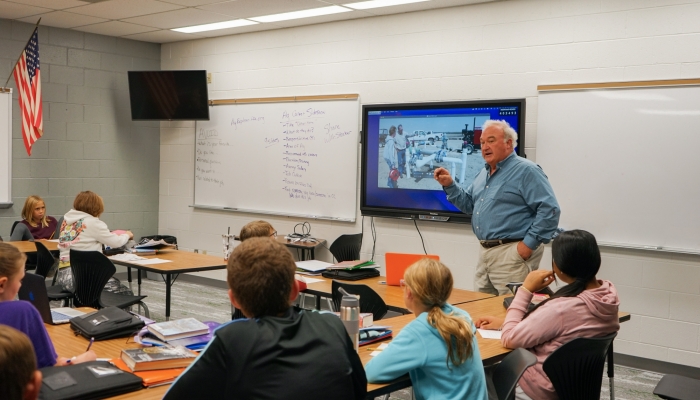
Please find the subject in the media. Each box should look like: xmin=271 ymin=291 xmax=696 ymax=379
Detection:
xmin=39 ymin=361 xmax=142 ymax=400
xmin=70 ymin=307 xmax=144 ymax=341
xmin=322 ymin=268 xmax=380 ymax=281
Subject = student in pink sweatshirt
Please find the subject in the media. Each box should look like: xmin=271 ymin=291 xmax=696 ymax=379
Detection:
xmin=475 ymin=229 xmax=619 ymax=400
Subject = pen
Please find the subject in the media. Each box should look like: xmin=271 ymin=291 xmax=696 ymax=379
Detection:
xmin=86 ymin=337 xmax=95 ymax=352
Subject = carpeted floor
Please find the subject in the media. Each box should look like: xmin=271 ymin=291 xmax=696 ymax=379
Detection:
xmin=101 ymin=277 xmax=664 ymax=399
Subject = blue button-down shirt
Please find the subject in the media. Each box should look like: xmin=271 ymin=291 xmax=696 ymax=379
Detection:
xmin=444 ymin=152 xmax=560 ymax=250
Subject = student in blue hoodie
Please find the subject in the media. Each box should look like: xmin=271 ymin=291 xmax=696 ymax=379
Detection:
xmin=365 ymin=259 xmax=488 ymax=400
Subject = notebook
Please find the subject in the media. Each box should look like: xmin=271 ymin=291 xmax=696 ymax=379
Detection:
xmin=18 ymin=272 xmax=85 ymax=324
xmin=385 ymin=253 xmax=440 ymax=286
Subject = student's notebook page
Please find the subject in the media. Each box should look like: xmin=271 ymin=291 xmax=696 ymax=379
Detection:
xmin=477 ymin=329 xmax=502 ymax=340
xmin=295 ymin=260 xmax=333 ymax=272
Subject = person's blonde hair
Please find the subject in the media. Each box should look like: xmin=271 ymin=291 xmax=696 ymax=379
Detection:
xmin=239 ymin=220 xmax=275 ymax=242
xmin=404 ymin=258 xmax=474 ymax=368
xmin=0 ymin=325 xmax=37 ymax=400
xmin=73 ymin=191 xmax=104 ymax=217
xmin=0 ymin=243 xmax=25 ymax=280
xmin=21 ymin=195 xmax=49 ymax=228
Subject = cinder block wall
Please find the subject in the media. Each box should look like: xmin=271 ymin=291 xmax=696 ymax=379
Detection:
xmin=0 ymin=19 xmax=160 ymax=240
xmin=160 ymin=0 xmax=700 ymax=368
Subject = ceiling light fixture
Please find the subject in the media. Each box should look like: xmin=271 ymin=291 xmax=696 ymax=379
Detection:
xmin=343 ymin=0 xmax=430 ymax=10
xmin=249 ymin=6 xmax=351 ymax=23
xmin=172 ymin=19 xmax=258 ymax=34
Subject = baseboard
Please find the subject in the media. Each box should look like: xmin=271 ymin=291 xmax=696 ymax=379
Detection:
xmin=114 ymin=271 xmax=229 ymax=289
xmin=616 ymin=353 xmax=700 ymax=379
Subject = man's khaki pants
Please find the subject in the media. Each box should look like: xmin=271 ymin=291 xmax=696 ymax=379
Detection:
xmin=475 ymin=242 xmax=544 ymax=295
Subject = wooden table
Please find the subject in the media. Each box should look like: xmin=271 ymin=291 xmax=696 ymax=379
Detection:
xmin=47 ymin=306 xmax=507 ymax=399
xmin=6 ymin=239 xmax=59 ymax=253
xmin=303 ymin=275 xmax=493 ymax=312
xmin=110 ymin=250 xmax=226 ymax=320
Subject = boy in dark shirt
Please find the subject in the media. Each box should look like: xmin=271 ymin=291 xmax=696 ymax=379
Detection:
xmin=165 ymin=238 xmax=367 ymax=400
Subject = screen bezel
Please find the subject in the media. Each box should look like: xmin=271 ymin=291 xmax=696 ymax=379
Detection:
xmin=360 ymin=99 xmax=526 ymax=224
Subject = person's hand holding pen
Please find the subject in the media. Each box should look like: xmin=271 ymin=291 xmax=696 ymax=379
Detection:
xmin=58 ymin=337 xmax=97 ymax=366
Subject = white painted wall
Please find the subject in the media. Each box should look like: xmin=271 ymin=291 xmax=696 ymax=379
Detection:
xmin=160 ymin=0 xmax=700 ymax=368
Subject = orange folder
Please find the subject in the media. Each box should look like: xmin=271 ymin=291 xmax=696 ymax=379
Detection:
xmin=385 ymin=253 xmax=440 ymax=286
xmin=110 ymin=358 xmax=186 ymax=387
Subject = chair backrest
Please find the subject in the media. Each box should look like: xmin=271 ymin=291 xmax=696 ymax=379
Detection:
xmin=10 ymin=220 xmax=20 ymax=236
xmin=385 ymin=253 xmax=440 ymax=286
xmin=10 ymin=222 xmax=34 ymax=241
xmin=542 ymin=332 xmax=617 ymax=400
xmin=492 ymin=348 xmax=537 ymax=400
xmin=53 ymin=216 xmax=64 ymax=240
xmin=34 ymin=241 xmax=57 ymax=279
xmin=329 ymin=233 xmax=363 ymax=262
xmin=331 ymin=280 xmax=388 ymax=320
xmin=70 ymin=249 xmax=116 ymax=308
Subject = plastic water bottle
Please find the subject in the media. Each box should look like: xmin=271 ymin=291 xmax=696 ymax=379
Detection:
xmin=339 ymin=288 xmax=360 ymax=351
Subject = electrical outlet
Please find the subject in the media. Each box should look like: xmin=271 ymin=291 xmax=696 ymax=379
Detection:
xmin=207 ymin=73 xmax=212 ymax=84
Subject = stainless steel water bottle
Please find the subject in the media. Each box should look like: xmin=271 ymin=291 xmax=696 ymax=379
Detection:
xmin=339 ymin=288 xmax=360 ymax=351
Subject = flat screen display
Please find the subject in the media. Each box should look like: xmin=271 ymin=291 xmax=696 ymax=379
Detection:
xmin=128 ymin=70 xmax=209 ymax=121
xmin=361 ymin=99 xmax=526 ymax=224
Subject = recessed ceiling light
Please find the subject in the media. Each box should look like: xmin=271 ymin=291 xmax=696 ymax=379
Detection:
xmin=172 ymin=19 xmax=258 ymax=34
xmin=344 ymin=0 xmax=430 ymax=10
xmin=249 ymin=6 xmax=351 ymax=23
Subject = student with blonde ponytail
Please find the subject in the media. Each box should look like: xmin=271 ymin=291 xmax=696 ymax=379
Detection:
xmin=365 ymin=259 xmax=487 ymax=400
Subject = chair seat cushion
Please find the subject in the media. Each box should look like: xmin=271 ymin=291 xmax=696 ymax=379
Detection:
xmin=99 ymin=290 xmax=147 ymax=309
xmin=46 ymin=284 xmax=73 ymax=300
xmin=654 ymin=374 xmax=700 ymax=400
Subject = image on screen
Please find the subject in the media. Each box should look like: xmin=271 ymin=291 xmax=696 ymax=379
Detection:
xmin=361 ymin=100 xmax=525 ymax=223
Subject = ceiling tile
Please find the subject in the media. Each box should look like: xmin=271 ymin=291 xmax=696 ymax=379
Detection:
xmin=68 ymin=0 xmax=184 ymax=20
xmin=17 ymin=11 xmax=107 ymax=29
xmin=0 ymin=1 xmax=52 ymax=19
xmin=122 ymin=29 xmax=206 ymax=43
xmin=5 ymin=0 xmax=90 ymax=10
xmin=159 ymin=0 xmax=229 ymax=6
xmin=198 ymin=0 xmax=332 ymax=19
xmin=73 ymin=20 xmax=159 ymax=36
xmin=123 ymin=8 xmax=236 ymax=29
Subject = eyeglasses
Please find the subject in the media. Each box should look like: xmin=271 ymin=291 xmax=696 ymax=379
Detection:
xmin=270 ymin=231 xmax=278 ymax=237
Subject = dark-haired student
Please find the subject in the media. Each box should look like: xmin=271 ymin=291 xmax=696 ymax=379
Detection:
xmin=0 ymin=325 xmax=42 ymax=400
xmin=165 ymin=238 xmax=367 ymax=400
xmin=475 ymin=229 xmax=620 ymax=400
xmin=365 ymin=259 xmax=488 ymax=400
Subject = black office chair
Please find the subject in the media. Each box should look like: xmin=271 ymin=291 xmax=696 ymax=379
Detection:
xmin=331 ymin=280 xmax=388 ymax=320
xmin=34 ymin=241 xmax=73 ymax=306
xmin=653 ymin=374 xmax=700 ymax=400
xmin=69 ymin=249 xmax=149 ymax=317
xmin=54 ymin=216 xmax=64 ymax=239
xmin=329 ymin=233 xmax=363 ymax=262
xmin=542 ymin=332 xmax=617 ymax=400
xmin=492 ymin=348 xmax=537 ymax=400
xmin=10 ymin=222 xmax=38 ymax=270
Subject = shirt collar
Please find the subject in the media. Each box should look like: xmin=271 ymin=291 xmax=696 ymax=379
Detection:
xmin=483 ymin=151 xmax=517 ymax=172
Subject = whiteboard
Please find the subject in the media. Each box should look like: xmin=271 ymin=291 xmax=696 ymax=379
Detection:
xmin=0 ymin=90 xmax=11 ymax=208
xmin=194 ymin=97 xmax=359 ymax=221
xmin=537 ymin=84 xmax=700 ymax=253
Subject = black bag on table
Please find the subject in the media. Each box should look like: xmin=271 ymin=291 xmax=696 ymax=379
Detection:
xmin=70 ymin=307 xmax=144 ymax=341
xmin=139 ymin=234 xmax=178 ymax=249
xmin=39 ymin=361 xmax=142 ymax=400
xmin=322 ymin=268 xmax=380 ymax=281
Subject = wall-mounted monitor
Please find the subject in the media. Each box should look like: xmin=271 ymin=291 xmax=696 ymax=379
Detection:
xmin=361 ymin=99 xmax=526 ymax=224
xmin=128 ymin=70 xmax=209 ymax=121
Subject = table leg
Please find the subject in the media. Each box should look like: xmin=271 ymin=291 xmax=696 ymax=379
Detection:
xmin=137 ymin=269 xmax=142 ymax=296
xmin=165 ymin=274 xmax=172 ymax=321
xmin=127 ymin=267 xmax=132 ymax=288
xmin=315 ymin=294 xmax=321 ymax=310
xmin=310 ymin=248 xmax=315 ymax=260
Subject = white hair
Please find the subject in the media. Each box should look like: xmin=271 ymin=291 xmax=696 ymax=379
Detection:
xmin=482 ymin=119 xmax=518 ymax=148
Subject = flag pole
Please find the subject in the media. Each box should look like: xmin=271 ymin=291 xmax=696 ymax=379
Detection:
xmin=2 ymin=18 xmax=41 ymax=91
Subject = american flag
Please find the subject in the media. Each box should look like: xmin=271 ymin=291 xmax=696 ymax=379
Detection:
xmin=13 ymin=28 xmax=43 ymax=156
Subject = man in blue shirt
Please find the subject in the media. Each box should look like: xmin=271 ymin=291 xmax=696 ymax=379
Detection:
xmin=434 ymin=120 xmax=559 ymax=295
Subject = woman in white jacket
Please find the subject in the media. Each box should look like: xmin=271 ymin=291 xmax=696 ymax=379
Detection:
xmin=56 ymin=191 xmax=134 ymax=292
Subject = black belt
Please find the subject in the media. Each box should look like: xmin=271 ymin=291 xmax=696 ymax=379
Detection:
xmin=479 ymin=238 xmax=522 ymax=249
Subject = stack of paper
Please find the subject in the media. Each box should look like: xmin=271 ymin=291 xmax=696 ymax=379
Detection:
xmin=295 ymin=260 xmax=333 ymax=274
